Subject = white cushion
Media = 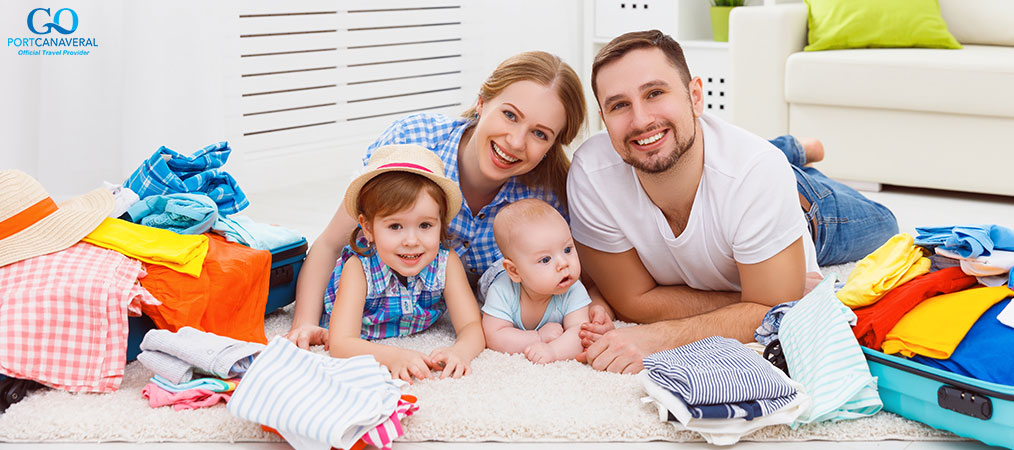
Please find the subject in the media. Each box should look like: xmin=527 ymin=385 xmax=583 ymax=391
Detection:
xmin=939 ymin=0 xmax=1014 ymax=47
xmin=785 ymin=45 xmax=1014 ymax=118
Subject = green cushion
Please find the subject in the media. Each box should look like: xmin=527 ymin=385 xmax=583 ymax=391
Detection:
xmin=804 ymin=0 xmax=962 ymax=51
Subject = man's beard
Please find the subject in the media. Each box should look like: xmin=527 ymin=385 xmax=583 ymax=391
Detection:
xmin=622 ymin=120 xmax=697 ymax=174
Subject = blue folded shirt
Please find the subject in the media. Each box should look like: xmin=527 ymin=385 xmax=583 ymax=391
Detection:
xmin=915 ymin=224 xmax=1014 ymax=258
xmin=912 ymin=299 xmax=1014 ymax=386
xmin=125 ymin=141 xmax=249 ymax=215
xmin=126 ymin=193 xmax=219 ymax=234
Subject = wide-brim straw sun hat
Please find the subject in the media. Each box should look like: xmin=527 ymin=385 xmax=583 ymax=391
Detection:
xmin=344 ymin=144 xmax=462 ymax=225
xmin=0 ymin=169 xmax=114 ymax=267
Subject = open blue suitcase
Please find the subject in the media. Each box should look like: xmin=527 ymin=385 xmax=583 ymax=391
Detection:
xmin=124 ymin=237 xmax=308 ymax=361
xmin=863 ymin=346 xmax=1014 ymax=448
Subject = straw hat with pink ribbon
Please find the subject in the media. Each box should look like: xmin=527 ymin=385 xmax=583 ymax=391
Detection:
xmin=343 ymin=144 xmax=462 ymax=224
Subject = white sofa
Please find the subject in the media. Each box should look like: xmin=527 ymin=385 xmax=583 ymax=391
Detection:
xmin=728 ymin=1 xmax=1014 ymax=196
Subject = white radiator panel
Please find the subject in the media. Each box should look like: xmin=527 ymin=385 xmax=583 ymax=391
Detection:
xmin=229 ymin=2 xmax=466 ymax=157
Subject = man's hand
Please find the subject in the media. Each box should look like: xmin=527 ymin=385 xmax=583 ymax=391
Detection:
xmin=576 ymin=325 xmax=655 ymax=374
xmin=283 ymin=324 xmax=330 ymax=350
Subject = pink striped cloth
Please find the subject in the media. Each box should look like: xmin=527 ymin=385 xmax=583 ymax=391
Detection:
xmin=0 ymin=243 xmax=158 ymax=392
xmin=360 ymin=397 xmax=419 ymax=450
xmin=141 ymin=383 xmax=231 ymax=411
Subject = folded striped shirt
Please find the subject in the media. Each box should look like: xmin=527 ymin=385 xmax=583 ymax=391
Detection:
xmin=227 ymin=337 xmax=401 ymax=449
xmin=643 ymin=336 xmax=796 ymax=418
xmin=779 ymin=275 xmax=882 ymax=425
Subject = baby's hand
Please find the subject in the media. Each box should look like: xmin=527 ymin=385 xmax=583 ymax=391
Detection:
xmin=283 ymin=325 xmax=330 ymax=350
xmin=387 ymin=349 xmax=434 ymax=383
xmin=428 ymin=347 xmax=472 ymax=379
xmin=523 ymin=342 xmax=557 ymax=365
xmin=537 ymin=322 xmax=564 ymax=342
xmin=580 ymin=305 xmax=615 ymax=348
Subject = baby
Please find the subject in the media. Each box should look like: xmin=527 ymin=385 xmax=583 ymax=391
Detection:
xmin=481 ymin=198 xmax=591 ymax=364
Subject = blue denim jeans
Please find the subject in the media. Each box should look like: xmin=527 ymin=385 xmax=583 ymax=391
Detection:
xmin=770 ymin=136 xmax=899 ymax=265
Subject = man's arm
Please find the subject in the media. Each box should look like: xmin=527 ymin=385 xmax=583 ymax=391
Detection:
xmin=579 ymin=238 xmax=807 ymax=373
xmin=575 ymin=242 xmax=739 ymax=323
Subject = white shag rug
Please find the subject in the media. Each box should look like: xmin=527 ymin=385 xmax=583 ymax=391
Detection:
xmin=0 ymin=263 xmax=966 ymax=443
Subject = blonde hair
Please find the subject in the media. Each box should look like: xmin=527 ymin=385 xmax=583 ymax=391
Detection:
xmin=350 ymin=172 xmax=450 ymax=256
xmin=463 ymin=51 xmax=586 ymax=213
xmin=492 ymin=199 xmax=565 ymax=259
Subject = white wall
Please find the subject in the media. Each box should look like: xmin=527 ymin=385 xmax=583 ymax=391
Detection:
xmin=461 ymin=0 xmax=585 ymax=111
xmin=2 ymin=1 xmax=585 ymax=199
xmin=2 ymin=1 xmax=232 ymax=200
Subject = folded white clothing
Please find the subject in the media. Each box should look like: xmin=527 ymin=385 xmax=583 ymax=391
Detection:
xmin=139 ymin=327 xmax=264 ymax=381
xmin=278 ymin=428 xmax=330 ymax=450
xmin=104 ymin=181 xmax=140 ymax=218
xmin=936 ymin=247 xmax=1014 ymax=276
xmin=638 ymin=370 xmax=810 ymax=446
xmin=136 ymin=350 xmax=193 ymax=384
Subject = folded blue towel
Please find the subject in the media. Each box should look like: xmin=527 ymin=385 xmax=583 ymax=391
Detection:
xmin=126 ymin=193 xmax=219 ymax=234
xmin=212 ymin=215 xmax=303 ymax=250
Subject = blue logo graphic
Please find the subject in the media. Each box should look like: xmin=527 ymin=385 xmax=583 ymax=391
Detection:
xmin=27 ymin=8 xmax=78 ymax=35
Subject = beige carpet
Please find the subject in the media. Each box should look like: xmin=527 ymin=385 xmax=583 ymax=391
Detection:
xmin=0 ymin=313 xmax=963 ymax=443
xmin=0 ymin=263 xmax=966 ymax=443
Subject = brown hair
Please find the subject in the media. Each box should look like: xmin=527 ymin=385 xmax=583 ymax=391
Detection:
xmin=350 ymin=171 xmax=451 ymax=256
xmin=591 ymin=30 xmax=692 ymax=105
xmin=462 ymin=51 xmax=586 ymax=212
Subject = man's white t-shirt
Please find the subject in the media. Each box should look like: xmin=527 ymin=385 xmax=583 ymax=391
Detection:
xmin=567 ymin=113 xmax=819 ymax=292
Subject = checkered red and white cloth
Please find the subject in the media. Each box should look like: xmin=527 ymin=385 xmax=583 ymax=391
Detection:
xmin=0 ymin=242 xmax=158 ymax=392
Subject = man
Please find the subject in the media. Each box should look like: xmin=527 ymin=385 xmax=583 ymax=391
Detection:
xmin=567 ymin=30 xmax=898 ymax=373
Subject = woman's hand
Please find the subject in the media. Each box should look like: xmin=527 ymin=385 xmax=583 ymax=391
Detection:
xmin=386 ymin=348 xmax=435 ymax=383
xmin=428 ymin=346 xmax=473 ymax=379
xmin=284 ymin=324 xmax=330 ymax=350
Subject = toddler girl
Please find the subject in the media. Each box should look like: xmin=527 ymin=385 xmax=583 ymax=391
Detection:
xmin=323 ymin=144 xmax=484 ymax=382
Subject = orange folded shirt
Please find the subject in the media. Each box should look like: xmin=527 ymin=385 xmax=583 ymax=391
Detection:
xmin=140 ymin=233 xmax=270 ymax=344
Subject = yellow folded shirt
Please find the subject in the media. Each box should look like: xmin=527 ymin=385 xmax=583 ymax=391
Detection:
xmin=837 ymin=233 xmax=930 ymax=308
xmin=882 ymin=286 xmax=1014 ymax=358
xmin=83 ymin=218 xmax=209 ymax=277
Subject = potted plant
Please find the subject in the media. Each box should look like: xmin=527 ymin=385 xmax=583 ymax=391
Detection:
xmin=710 ymin=0 xmax=745 ymax=42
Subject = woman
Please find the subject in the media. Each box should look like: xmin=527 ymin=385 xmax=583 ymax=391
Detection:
xmin=285 ymin=51 xmax=588 ymax=349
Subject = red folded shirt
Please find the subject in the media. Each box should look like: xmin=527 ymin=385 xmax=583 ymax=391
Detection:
xmin=852 ymin=266 xmax=977 ymax=350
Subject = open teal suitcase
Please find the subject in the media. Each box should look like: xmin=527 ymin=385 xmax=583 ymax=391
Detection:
xmin=863 ymin=347 xmax=1014 ymax=448
xmin=124 ymin=237 xmax=308 ymax=361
